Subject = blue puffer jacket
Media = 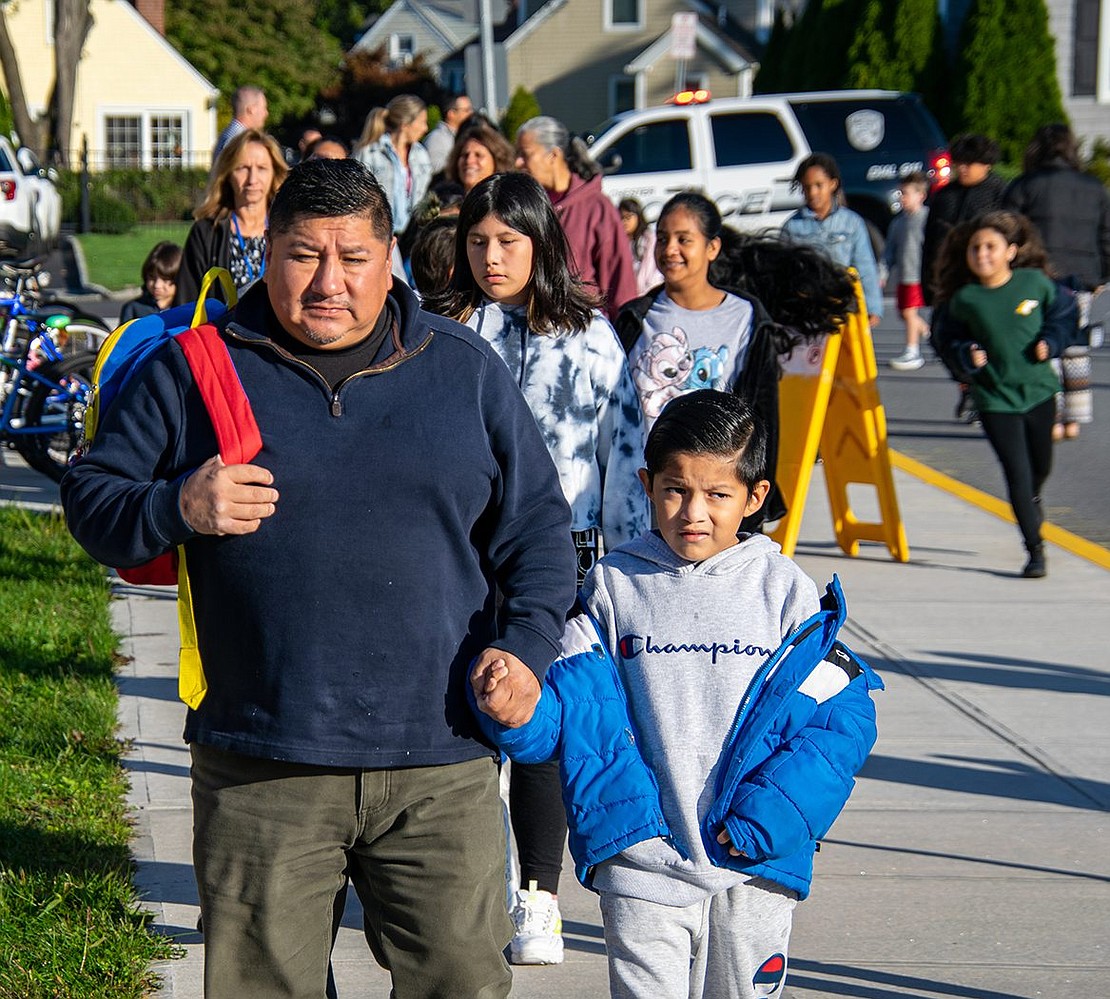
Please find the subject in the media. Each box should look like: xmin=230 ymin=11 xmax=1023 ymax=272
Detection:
xmin=473 ymin=576 xmax=883 ymax=898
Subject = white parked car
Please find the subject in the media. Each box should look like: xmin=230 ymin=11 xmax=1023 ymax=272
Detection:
xmin=588 ymin=90 xmax=950 ymax=238
xmin=0 ymin=136 xmax=62 ymax=256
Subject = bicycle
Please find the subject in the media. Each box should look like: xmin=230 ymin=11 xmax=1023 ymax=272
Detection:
xmin=0 ymin=258 xmax=108 ymax=480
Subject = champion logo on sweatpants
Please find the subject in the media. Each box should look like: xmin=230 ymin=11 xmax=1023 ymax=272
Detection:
xmin=753 ymin=952 xmax=787 ymax=995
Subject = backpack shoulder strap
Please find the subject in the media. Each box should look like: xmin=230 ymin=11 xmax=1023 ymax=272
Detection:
xmin=177 ymin=324 xmax=262 ymax=465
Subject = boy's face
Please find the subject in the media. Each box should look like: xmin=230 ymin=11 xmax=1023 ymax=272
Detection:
xmin=899 ymin=184 xmax=926 ymax=213
xmin=146 ymin=274 xmax=176 ymax=310
xmin=638 ymin=452 xmax=770 ymax=563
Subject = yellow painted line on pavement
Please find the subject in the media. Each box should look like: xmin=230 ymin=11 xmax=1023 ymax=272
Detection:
xmin=890 ymin=449 xmax=1110 ymax=571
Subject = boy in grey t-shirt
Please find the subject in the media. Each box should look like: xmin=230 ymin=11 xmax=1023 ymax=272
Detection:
xmin=883 ymin=171 xmax=931 ymax=370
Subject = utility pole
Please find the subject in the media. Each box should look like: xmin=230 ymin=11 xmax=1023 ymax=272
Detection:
xmin=478 ymin=0 xmax=498 ymax=120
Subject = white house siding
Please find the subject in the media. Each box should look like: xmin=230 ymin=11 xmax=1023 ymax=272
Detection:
xmin=508 ymin=0 xmax=746 ymax=130
xmin=1046 ymin=0 xmax=1110 ymax=145
xmin=1 ymin=0 xmax=217 ymax=167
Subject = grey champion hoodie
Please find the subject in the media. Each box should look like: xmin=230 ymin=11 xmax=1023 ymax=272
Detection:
xmin=584 ymin=530 xmax=819 ymax=905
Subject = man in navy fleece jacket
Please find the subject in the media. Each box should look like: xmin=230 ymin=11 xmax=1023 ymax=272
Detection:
xmin=61 ymin=158 xmax=576 ymax=998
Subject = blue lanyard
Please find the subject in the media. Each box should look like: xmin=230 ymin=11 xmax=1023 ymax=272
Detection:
xmin=231 ymin=215 xmax=265 ymax=283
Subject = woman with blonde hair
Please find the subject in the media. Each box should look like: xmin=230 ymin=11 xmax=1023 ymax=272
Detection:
xmin=177 ymin=129 xmax=287 ymax=303
xmin=354 ymin=94 xmax=431 ymax=236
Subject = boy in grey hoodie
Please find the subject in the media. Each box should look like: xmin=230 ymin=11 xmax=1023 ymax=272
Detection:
xmin=474 ymin=390 xmax=880 ymax=998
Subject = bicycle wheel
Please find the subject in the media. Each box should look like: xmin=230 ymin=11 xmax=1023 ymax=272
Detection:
xmin=15 ymin=351 xmax=96 ymax=481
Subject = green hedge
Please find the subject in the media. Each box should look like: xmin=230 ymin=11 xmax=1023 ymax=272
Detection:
xmin=56 ymin=169 xmax=208 ymax=233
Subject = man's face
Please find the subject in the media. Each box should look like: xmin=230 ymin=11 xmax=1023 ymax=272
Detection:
xmin=244 ymin=94 xmax=268 ymax=129
xmin=954 ymin=161 xmax=991 ymax=186
xmin=447 ymin=98 xmax=474 ymax=129
xmin=265 ymin=215 xmax=394 ymax=350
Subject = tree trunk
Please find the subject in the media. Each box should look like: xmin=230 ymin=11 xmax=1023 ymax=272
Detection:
xmin=52 ymin=0 xmax=93 ymax=168
xmin=0 ymin=7 xmax=48 ymax=157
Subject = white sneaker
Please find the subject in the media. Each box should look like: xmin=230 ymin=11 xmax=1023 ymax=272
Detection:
xmin=509 ymin=880 xmax=564 ymax=965
xmin=890 ymin=349 xmax=924 ymax=371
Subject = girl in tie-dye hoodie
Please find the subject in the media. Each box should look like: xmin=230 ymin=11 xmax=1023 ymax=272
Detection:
xmin=425 ymin=171 xmax=648 ymax=966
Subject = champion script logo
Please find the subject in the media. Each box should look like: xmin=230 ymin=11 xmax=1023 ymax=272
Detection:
xmin=619 ymin=634 xmax=772 ymax=665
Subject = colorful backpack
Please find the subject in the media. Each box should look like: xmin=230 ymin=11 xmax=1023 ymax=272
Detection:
xmin=85 ymin=268 xmax=261 ymax=708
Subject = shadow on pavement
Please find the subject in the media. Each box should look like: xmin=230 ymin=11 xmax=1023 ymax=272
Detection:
xmin=787 ymin=959 xmax=1036 ymax=999
xmin=860 ymin=752 xmax=1109 ymax=810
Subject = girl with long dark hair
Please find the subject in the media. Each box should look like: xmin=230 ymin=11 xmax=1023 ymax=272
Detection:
xmin=426 ymin=172 xmax=648 ymax=965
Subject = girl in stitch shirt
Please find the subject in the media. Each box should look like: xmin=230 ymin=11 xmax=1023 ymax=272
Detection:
xmin=934 ymin=210 xmax=1076 ymax=579
xmin=425 ymin=170 xmax=648 ymax=966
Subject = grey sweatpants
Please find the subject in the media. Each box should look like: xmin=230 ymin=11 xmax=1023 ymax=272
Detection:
xmin=599 ymin=878 xmax=797 ymax=999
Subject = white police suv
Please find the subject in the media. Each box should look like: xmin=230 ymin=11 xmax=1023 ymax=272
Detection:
xmin=589 ymin=89 xmax=950 ymax=237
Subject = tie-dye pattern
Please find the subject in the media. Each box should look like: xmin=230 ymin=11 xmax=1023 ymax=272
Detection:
xmin=468 ymin=301 xmax=650 ymax=549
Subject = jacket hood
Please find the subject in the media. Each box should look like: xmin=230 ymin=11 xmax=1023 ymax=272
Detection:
xmin=615 ymin=530 xmax=783 ymax=575
xmin=556 ymin=172 xmax=603 ymax=209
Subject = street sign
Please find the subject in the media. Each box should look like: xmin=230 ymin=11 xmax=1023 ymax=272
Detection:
xmin=670 ymin=12 xmax=697 ymax=60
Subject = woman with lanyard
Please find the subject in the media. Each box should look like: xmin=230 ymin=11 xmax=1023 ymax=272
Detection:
xmin=354 ymin=94 xmax=431 ymax=268
xmin=176 ymin=129 xmax=288 ymax=303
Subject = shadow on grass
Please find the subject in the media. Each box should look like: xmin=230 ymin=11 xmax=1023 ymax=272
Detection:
xmin=0 ymin=816 xmax=129 ymax=880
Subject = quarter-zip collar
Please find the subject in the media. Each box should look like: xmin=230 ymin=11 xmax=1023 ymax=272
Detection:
xmin=220 ymin=280 xmax=435 ymax=416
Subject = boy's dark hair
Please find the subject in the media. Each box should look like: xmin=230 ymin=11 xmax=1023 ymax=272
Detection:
xmin=793 ymin=152 xmax=842 ymax=187
xmin=645 ymin=390 xmax=768 ymax=491
xmin=410 ymin=216 xmax=457 ymax=294
xmin=141 ymin=241 xmax=182 ymax=283
xmin=423 ymin=171 xmax=598 ymax=334
xmin=269 ymin=158 xmax=392 ymax=242
xmin=949 ymin=133 xmax=1001 ymax=167
xmin=899 ymin=170 xmax=929 ymax=194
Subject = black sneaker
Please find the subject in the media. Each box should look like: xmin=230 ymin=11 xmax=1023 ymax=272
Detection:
xmin=1023 ymin=547 xmax=1047 ymax=578
xmin=955 ymin=388 xmax=978 ymax=424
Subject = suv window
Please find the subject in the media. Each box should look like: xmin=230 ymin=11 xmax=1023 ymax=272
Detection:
xmin=788 ymin=98 xmax=945 ymax=155
xmin=711 ymin=112 xmax=795 ymax=166
xmin=604 ymin=119 xmax=692 ymax=175
xmin=0 ymin=148 xmax=12 ymax=172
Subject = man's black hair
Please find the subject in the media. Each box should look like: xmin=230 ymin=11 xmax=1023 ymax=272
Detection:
xmin=269 ymin=159 xmax=393 ymax=242
xmin=644 ymin=390 xmax=768 ymax=491
xmin=949 ymin=133 xmax=1001 ymax=167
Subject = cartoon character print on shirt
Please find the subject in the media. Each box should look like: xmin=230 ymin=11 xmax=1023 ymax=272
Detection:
xmin=632 ymin=326 xmax=693 ymax=418
xmin=684 ymin=345 xmax=729 ymax=391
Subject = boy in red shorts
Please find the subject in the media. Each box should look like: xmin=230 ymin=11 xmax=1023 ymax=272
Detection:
xmin=884 ymin=172 xmax=930 ymax=370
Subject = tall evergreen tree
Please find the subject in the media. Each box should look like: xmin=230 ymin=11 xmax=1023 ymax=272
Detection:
xmin=949 ymin=0 xmax=1066 ymax=163
xmin=753 ymin=8 xmax=790 ymax=93
xmin=756 ymin=0 xmax=868 ymax=92
xmin=845 ymin=0 xmax=944 ymax=92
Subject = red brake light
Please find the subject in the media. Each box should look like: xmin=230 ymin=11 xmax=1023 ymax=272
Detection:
xmin=930 ymin=152 xmax=952 ymax=189
xmin=670 ymin=89 xmax=711 ymax=106
xmin=0 ymin=179 xmax=16 ymax=202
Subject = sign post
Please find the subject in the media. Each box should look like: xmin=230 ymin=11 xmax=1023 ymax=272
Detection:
xmin=670 ymin=12 xmax=697 ymax=94
xmin=770 ymin=277 xmax=909 ymax=562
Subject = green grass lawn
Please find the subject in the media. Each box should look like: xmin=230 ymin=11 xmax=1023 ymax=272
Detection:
xmin=0 ymin=507 xmax=178 ymax=998
xmin=74 ymin=224 xmax=192 ymax=293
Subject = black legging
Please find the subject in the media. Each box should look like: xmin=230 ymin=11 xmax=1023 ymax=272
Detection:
xmin=509 ymin=759 xmax=567 ymax=895
xmin=978 ymin=396 xmax=1055 ymax=552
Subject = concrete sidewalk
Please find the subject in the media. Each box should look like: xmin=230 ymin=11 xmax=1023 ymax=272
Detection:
xmin=115 ymin=462 xmax=1110 ymax=999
